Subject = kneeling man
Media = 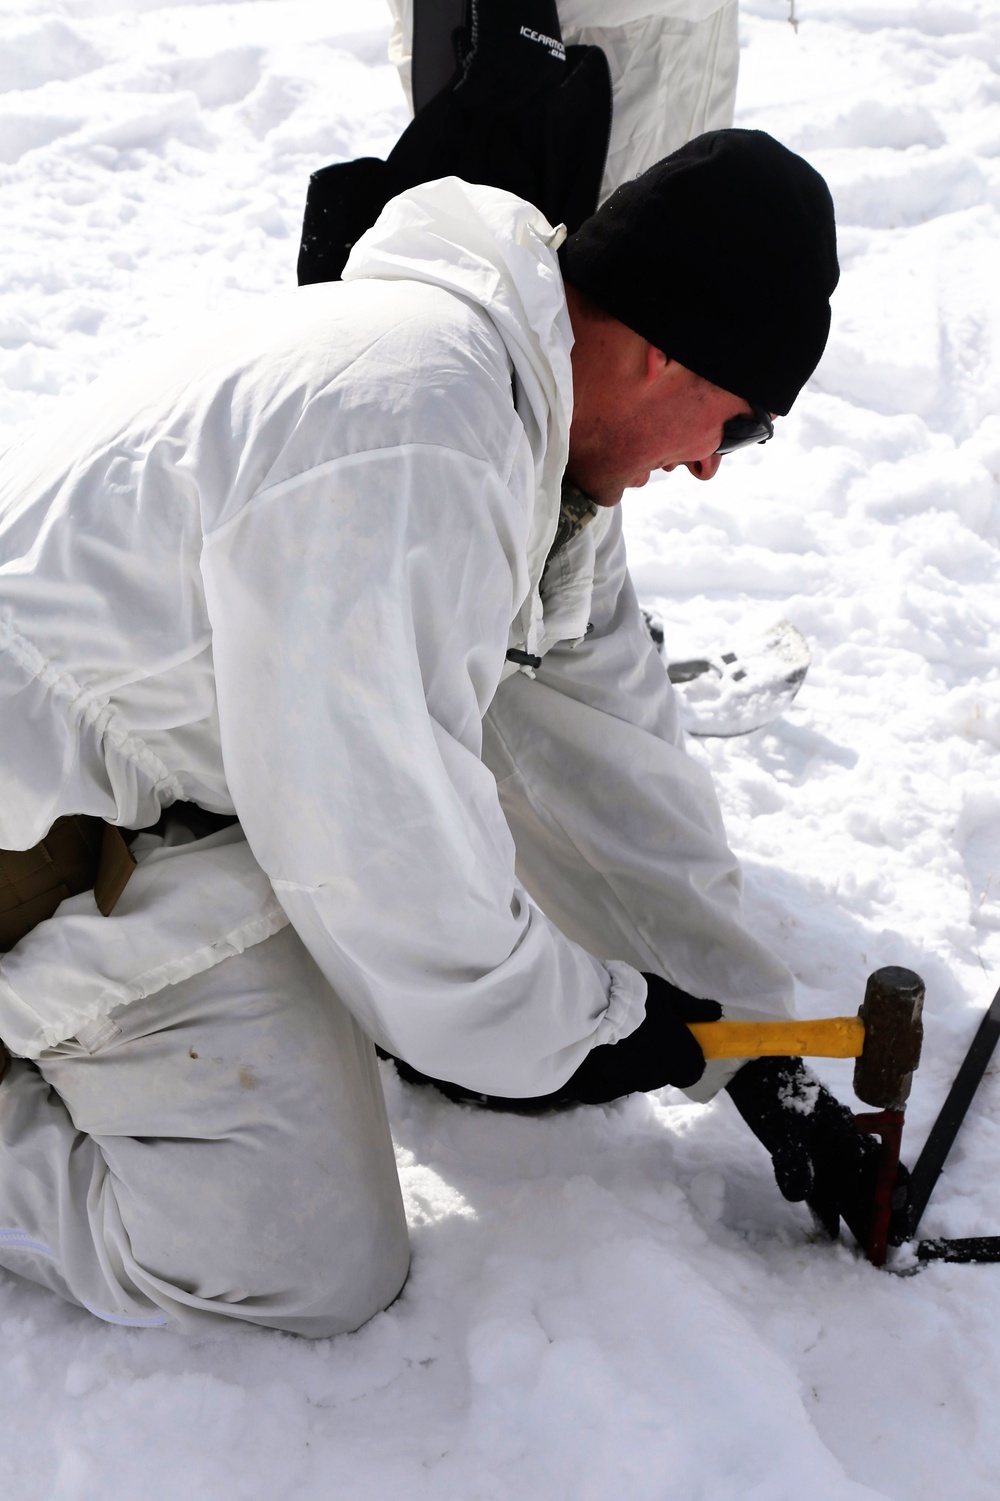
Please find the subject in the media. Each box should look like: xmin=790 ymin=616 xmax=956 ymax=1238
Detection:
xmin=0 ymin=131 xmax=884 ymax=1336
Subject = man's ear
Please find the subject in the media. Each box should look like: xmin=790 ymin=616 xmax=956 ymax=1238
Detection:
xmin=645 ymin=344 xmax=670 ymax=384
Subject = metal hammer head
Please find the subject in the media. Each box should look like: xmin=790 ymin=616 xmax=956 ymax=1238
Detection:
xmin=854 ymin=966 xmax=925 ymax=1109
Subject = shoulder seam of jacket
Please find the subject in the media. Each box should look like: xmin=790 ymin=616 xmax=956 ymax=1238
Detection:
xmin=201 ymin=443 xmax=524 ymax=546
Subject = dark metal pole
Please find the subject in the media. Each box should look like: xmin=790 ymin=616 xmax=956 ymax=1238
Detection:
xmin=907 ymin=983 xmax=1000 ymax=1237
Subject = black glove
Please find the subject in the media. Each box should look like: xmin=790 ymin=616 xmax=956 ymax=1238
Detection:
xmin=451 ymin=0 xmax=567 ymax=111
xmin=560 ymin=974 xmax=721 ymax=1103
xmin=726 ymin=1056 xmax=911 ymax=1246
xmin=297 ymin=0 xmax=611 ymax=286
xmin=384 ymin=974 xmax=721 ymax=1111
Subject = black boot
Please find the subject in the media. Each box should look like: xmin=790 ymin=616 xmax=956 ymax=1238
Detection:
xmin=726 ymin=1056 xmax=910 ymax=1247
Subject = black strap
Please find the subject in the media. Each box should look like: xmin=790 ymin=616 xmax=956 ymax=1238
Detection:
xmin=917 ymin=1236 xmax=1000 ymax=1264
xmin=412 ymin=0 xmax=467 ymax=113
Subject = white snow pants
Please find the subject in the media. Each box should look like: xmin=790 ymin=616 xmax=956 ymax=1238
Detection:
xmin=0 ymin=837 xmax=409 ymax=1337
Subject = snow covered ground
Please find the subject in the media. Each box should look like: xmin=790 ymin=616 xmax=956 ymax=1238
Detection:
xmin=2 ymin=0 xmax=1000 ymax=1495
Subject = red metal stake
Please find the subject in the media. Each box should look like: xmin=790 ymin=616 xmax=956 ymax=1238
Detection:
xmin=854 ymin=1109 xmax=905 ymax=1267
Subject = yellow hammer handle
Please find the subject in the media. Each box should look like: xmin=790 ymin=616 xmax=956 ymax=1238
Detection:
xmin=688 ymin=1016 xmax=865 ymax=1060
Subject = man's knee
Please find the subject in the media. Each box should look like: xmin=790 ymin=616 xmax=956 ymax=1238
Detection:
xmin=12 ymin=927 xmax=411 ymax=1336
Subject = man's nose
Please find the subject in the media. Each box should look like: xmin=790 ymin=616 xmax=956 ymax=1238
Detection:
xmin=683 ymin=453 xmax=723 ymax=482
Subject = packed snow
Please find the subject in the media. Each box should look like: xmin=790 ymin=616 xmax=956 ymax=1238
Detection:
xmin=2 ymin=0 xmax=1000 ymax=1495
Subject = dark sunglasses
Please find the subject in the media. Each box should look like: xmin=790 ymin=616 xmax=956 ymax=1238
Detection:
xmin=716 ymin=404 xmax=774 ymax=456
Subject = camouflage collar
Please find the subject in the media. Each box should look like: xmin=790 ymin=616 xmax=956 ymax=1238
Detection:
xmin=543 ymin=477 xmax=598 ymax=578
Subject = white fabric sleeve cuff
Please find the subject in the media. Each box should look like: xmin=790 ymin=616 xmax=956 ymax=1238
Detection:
xmin=592 ymin=960 xmax=648 ymax=1049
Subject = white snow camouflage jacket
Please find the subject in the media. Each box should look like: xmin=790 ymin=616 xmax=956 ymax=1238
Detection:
xmin=0 ymin=178 xmax=794 ymax=1097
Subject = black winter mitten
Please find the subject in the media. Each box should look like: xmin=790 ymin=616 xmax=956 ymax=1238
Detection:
xmin=560 ymin=974 xmax=721 ymax=1103
xmin=726 ymin=1056 xmax=911 ymax=1247
xmin=385 ymin=974 xmax=721 ymax=1111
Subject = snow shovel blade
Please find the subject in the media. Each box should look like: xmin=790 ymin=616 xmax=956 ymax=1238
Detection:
xmin=647 ymin=617 xmax=811 ymax=738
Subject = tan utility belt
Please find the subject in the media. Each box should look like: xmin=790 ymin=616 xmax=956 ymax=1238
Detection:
xmin=0 ymin=816 xmax=137 ymax=953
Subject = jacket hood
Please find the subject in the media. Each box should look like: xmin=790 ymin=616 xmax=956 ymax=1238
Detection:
xmin=342 ymin=178 xmax=573 ymax=575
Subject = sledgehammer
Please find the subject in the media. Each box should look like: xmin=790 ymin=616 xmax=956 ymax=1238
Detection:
xmin=689 ymin=966 xmax=925 ymax=1264
xmin=686 ymin=966 xmax=924 ymax=1085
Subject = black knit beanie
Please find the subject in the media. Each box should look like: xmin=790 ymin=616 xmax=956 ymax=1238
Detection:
xmin=559 ymin=129 xmax=839 ymax=416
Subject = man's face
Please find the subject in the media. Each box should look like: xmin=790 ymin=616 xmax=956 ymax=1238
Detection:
xmin=569 ymin=362 xmax=754 ymax=507
xmin=564 ymin=291 xmax=759 ymax=508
